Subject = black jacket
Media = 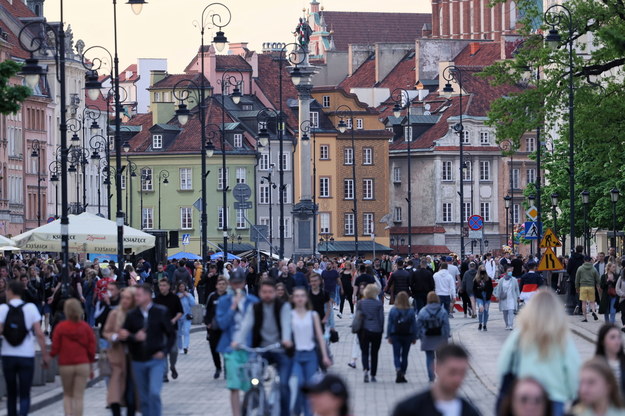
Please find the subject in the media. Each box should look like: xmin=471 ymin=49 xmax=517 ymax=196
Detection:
xmin=388 ymin=268 xmax=412 ymax=296
xmin=123 ymin=303 xmax=175 ymax=362
xmin=392 ymin=390 xmax=481 ymax=416
xmin=567 ymin=252 xmax=585 ymax=282
xmin=411 ymin=268 xmax=435 ymax=295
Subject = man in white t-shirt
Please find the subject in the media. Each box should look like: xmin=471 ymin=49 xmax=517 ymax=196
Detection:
xmin=391 ymin=344 xmax=481 ymax=416
xmin=0 ymin=280 xmax=50 ymax=416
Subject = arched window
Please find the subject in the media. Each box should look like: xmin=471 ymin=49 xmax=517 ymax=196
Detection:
xmin=509 ymin=1 xmax=517 ymax=29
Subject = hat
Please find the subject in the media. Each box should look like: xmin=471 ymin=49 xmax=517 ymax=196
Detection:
xmin=302 ymin=374 xmax=348 ymax=398
xmin=229 ymin=269 xmax=246 ymax=284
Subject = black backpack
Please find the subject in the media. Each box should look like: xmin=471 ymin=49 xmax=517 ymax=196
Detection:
xmin=4 ymin=304 xmax=29 ymax=346
xmin=424 ymin=308 xmax=444 ymax=336
xmin=394 ymin=311 xmax=414 ymax=336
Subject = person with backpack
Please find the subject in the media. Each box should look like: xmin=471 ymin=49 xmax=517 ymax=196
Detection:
xmin=356 ymin=284 xmax=384 ymax=383
xmin=474 ymin=265 xmax=494 ymax=331
xmin=0 ymin=280 xmax=50 ymax=416
xmin=387 ymin=291 xmax=418 ymax=383
xmin=416 ymin=291 xmax=451 ymax=382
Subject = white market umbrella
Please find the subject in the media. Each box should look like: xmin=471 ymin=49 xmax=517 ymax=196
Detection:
xmin=0 ymin=235 xmax=15 ymax=246
xmin=13 ymin=212 xmax=155 ymax=254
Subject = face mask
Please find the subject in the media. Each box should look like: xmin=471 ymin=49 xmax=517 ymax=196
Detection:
xmin=506 ymin=272 xmax=513 ymax=278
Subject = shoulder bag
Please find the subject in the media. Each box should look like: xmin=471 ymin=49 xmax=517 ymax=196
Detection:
xmin=351 ymin=302 xmax=364 ymax=334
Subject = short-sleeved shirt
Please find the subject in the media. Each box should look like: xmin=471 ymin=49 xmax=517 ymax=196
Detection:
xmin=309 ymin=289 xmax=330 ymax=321
xmin=354 ymin=274 xmax=376 ymax=297
xmin=321 ymin=269 xmax=339 ymax=293
xmin=0 ymin=299 xmax=41 ymax=357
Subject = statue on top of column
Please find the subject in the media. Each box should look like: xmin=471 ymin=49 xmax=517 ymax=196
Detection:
xmin=294 ymin=18 xmax=313 ymax=52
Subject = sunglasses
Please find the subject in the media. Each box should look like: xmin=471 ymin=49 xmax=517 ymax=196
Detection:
xmin=516 ymin=395 xmax=545 ymax=405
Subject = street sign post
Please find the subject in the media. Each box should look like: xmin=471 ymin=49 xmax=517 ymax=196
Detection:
xmin=538 ymin=247 xmax=564 ymax=271
xmin=250 ymin=225 xmax=268 ymax=243
xmin=468 ymin=229 xmax=483 ymax=239
xmin=526 ymin=205 xmax=538 ymax=221
xmin=233 ymin=183 xmax=252 ymax=202
xmin=467 ymin=215 xmax=484 ymax=231
xmin=181 ymin=233 xmax=190 ymax=246
xmin=524 ymin=221 xmax=542 ymax=240
xmin=539 ymin=228 xmax=562 ymax=248
xmin=234 ymin=201 xmax=252 ymax=210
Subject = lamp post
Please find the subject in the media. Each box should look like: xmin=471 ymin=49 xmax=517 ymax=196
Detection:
xmin=300 ymin=120 xmax=317 ymax=256
xmin=89 ymin=134 xmax=109 ymax=216
xmin=319 ymin=233 xmax=334 ymax=255
xmin=336 ymin=104 xmax=359 ymax=261
xmin=611 ymin=188 xmax=620 ymax=250
xmin=441 ymin=66 xmax=465 ymax=261
xmin=125 ymin=158 xmax=137 ymax=226
xmin=158 ymin=170 xmax=170 ymax=230
xmin=68 ymin=147 xmax=90 ymax=213
xmin=581 ymin=190 xmax=590 ymax=254
xmin=392 ymin=88 xmax=413 ymax=257
xmin=528 ymin=194 xmax=535 ymax=256
xmin=545 ymin=4 xmax=575 ymax=256
xmin=30 ymin=140 xmax=43 ymax=226
xmin=257 ymin=108 xmax=279 ymax=259
xmin=500 ymin=139 xmax=516 ymax=253
xmin=504 ymin=195 xmax=512 ymax=248
xmin=49 ymin=161 xmax=60 ymax=218
xmin=551 ymin=193 xmax=559 ymax=255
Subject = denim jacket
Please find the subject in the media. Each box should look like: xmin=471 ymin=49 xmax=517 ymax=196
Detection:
xmin=215 ymin=292 xmax=259 ymax=353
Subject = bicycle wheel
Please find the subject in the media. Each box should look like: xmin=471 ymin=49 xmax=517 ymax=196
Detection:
xmin=242 ymin=388 xmax=268 ymax=416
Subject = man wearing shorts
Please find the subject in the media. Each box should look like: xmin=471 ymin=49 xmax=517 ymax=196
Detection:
xmin=575 ymin=255 xmax=601 ymax=322
xmin=215 ymin=273 xmax=258 ymax=416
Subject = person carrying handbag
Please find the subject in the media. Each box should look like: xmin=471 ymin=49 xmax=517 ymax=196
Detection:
xmin=599 ymin=263 xmax=619 ymax=324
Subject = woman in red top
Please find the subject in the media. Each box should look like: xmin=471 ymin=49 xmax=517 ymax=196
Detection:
xmin=51 ymin=298 xmax=96 ymax=416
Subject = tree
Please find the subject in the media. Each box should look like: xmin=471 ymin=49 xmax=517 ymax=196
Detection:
xmin=0 ymin=60 xmax=30 ymax=115
xmin=481 ymin=0 xmax=625 ymax=241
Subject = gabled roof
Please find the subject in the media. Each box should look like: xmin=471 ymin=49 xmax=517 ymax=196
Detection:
xmin=453 ymin=42 xmax=502 ymax=67
xmin=254 ymin=53 xmax=300 ymax=127
xmin=318 ymin=11 xmax=430 ymax=51
xmin=378 ymin=53 xmax=416 ymax=90
xmin=216 ymin=55 xmax=252 ymax=72
xmin=151 ymin=72 xmax=209 ymax=89
xmin=339 ymin=54 xmax=375 ymax=90
xmin=119 ymin=64 xmax=138 ymax=83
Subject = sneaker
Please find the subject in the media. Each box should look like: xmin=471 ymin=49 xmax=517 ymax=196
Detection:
xmin=184 ymin=348 xmax=188 ymax=355
xmin=171 ymin=367 xmax=178 ymax=380
xmin=163 ymin=377 xmax=169 ymax=383
xmin=464 ymin=313 xmax=468 ymax=318
xmin=478 ymin=324 xmax=482 ymax=331
xmin=364 ymin=372 xmax=370 ymax=383
xmin=472 ymin=314 xmax=477 ymax=319
xmin=337 ymin=313 xmax=342 ymax=319
xmin=214 ymin=369 xmax=221 ymax=379
xmin=371 ymin=376 xmax=377 ymax=383
xmin=483 ymin=326 xmax=487 ymax=331
xmin=348 ymin=362 xmax=356 ymax=369
xmin=582 ymin=319 xmax=588 ymax=322
xmin=592 ymin=312 xmax=598 ymax=321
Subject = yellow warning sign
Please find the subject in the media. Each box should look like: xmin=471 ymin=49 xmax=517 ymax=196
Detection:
xmin=539 ymin=228 xmax=562 ymax=248
xmin=537 ymin=247 xmax=564 ymax=271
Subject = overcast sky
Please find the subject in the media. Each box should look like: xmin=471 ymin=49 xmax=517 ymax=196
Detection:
xmin=45 ymin=0 xmax=430 ymax=73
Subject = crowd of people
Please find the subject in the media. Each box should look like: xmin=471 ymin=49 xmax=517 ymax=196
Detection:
xmin=0 ymin=247 xmax=625 ymax=415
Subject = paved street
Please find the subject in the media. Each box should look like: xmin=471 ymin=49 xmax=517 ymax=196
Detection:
xmin=25 ymin=300 xmax=601 ymax=416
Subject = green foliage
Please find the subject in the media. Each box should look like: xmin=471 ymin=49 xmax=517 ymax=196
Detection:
xmin=0 ymin=60 xmax=31 ymax=115
xmin=483 ymin=0 xmax=625 ymax=238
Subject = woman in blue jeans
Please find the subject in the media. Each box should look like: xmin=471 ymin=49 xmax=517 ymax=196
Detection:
xmin=386 ymin=291 xmax=417 ymax=383
xmin=291 ymin=288 xmax=332 ymax=416
xmin=416 ymin=292 xmax=450 ymax=382
xmin=599 ymin=262 xmax=618 ymax=323
xmin=473 ymin=266 xmax=493 ymax=331
xmin=176 ymin=282 xmax=195 ymax=354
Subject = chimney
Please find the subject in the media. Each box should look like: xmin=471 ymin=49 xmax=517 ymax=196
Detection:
xmin=470 ymin=42 xmax=481 ymax=56
xmin=421 ymin=23 xmax=432 ymax=38
xmin=150 ymin=70 xmax=167 ymax=87
xmin=228 ymin=42 xmax=249 ymax=56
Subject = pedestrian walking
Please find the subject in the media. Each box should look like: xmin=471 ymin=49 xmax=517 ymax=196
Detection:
xmin=385 ymin=259 xmax=412 ymax=303
xmin=576 ymin=255 xmax=601 ymax=322
xmin=391 ymin=344 xmax=481 ymax=416
xmin=50 ymin=298 xmax=96 ymax=416
xmin=154 ymin=278 xmax=183 ymax=382
xmin=518 ymin=262 xmax=544 ymax=305
xmin=102 ymin=287 xmax=138 ymax=416
xmin=303 ymin=374 xmax=350 ymax=416
xmin=204 ymin=277 xmax=227 ymax=379
xmin=339 ymin=262 xmax=354 ymax=315
xmin=498 ymin=378 xmax=553 ymax=416
xmin=410 ymin=259 xmax=435 ymax=314
xmin=0 ymin=280 xmax=50 ymax=416
xmin=473 ymin=265 xmax=494 ymax=331
xmin=291 ymin=287 xmax=332 ymax=416
xmin=497 ymin=289 xmax=580 ymax=416
xmin=594 ymin=323 xmax=625 ymax=397
xmin=599 ymin=263 xmax=619 ymax=324
xmin=416 ymin=291 xmax=451 ymax=382
xmin=460 ymin=262 xmax=477 ymax=318
xmin=176 ymin=282 xmax=195 ymax=354
xmin=571 ymin=358 xmax=625 ymax=416
xmin=386 ymin=291 xmax=417 ymax=383
xmin=356 ymin=284 xmax=384 ymax=383
xmin=433 ymin=263 xmax=456 ymax=316
xmin=120 ymin=284 xmax=174 ymax=416
xmin=495 ymin=265 xmax=520 ymax=330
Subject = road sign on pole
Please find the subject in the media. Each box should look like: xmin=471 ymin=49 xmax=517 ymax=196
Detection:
xmin=468 ymin=229 xmax=483 ymax=239
xmin=537 ymin=247 xmax=564 ymax=271
xmin=181 ymin=233 xmax=190 ymax=246
xmin=526 ymin=205 xmax=538 ymax=221
xmin=539 ymin=228 xmax=562 ymax=248
xmin=467 ymin=215 xmax=484 ymax=231
xmin=233 ymin=183 xmax=252 ymax=202
xmin=524 ymin=221 xmax=542 ymax=240
xmin=234 ymin=201 xmax=253 ymax=210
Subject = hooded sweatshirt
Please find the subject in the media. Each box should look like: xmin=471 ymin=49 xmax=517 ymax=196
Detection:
xmin=50 ymin=320 xmax=96 ymax=365
xmin=575 ymin=262 xmax=601 ymax=289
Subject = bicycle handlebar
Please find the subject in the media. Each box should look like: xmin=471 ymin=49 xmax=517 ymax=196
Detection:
xmin=237 ymin=343 xmax=283 ymax=354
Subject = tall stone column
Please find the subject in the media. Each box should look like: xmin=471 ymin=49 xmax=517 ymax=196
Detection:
xmin=292 ymin=64 xmax=318 ymax=258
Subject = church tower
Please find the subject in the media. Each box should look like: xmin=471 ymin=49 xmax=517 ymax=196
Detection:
xmin=27 ymin=0 xmax=45 ymax=18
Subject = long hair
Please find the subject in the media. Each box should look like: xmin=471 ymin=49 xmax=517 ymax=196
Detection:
xmin=115 ymin=287 xmax=137 ymax=328
xmin=475 ymin=265 xmax=488 ymax=282
xmin=517 ymin=288 xmax=568 ymax=358
xmin=581 ymin=358 xmax=625 ymax=408
xmin=498 ymin=378 xmax=552 ymax=416
xmin=595 ymin=323 xmax=625 ymax=365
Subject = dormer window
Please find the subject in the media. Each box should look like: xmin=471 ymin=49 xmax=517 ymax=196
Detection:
xmin=233 ymin=133 xmax=243 ymax=148
xmin=152 ymin=134 xmax=163 ymax=149
xmin=242 ymin=104 xmax=253 ymax=111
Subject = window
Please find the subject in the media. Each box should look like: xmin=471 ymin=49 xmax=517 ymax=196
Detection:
xmin=512 ymin=168 xmax=520 ymax=189
xmin=345 ymin=118 xmax=353 ymax=129
xmin=142 ymin=208 xmax=153 ymax=230
xmin=527 ymin=168 xmax=536 ymax=186
xmin=404 ymin=126 xmax=413 ymax=142
xmin=462 ymin=202 xmax=472 ymax=223
xmin=152 ymin=134 xmax=163 ymax=149
xmin=233 ymin=133 xmax=243 ymax=148
xmin=179 ymin=168 xmax=192 ymax=190
xmin=319 ymin=177 xmax=330 ymax=197
xmin=512 ymin=204 xmax=520 ymax=224
xmin=322 ymin=95 xmax=330 ymax=108
xmin=442 ymin=203 xmax=453 ymax=222
xmin=281 ymin=184 xmax=290 ymax=204
xmin=259 ymin=184 xmax=270 ymax=204
xmin=310 ymin=111 xmax=319 ymax=128
xmin=320 ymin=213 xmax=330 ymax=233
xmin=480 ymin=202 xmax=491 ymax=222
xmin=259 ymin=153 xmax=270 ymax=171
xmin=461 ymin=130 xmax=470 ymax=144
xmin=280 ymin=153 xmax=290 ymax=171
xmin=217 ymin=207 xmax=225 ymax=229
xmin=319 ymin=145 xmax=329 ymax=160
xmin=236 ymin=209 xmax=246 ymax=229
xmin=344 ymin=213 xmax=354 ymax=235
xmin=462 ymin=161 xmax=472 ymax=181
xmin=363 ymin=179 xmax=374 ymax=200
xmin=141 ymin=168 xmax=153 ymax=191
xmin=480 ymin=131 xmax=490 ymax=145
xmin=393 ymin=167 xmax=401 ymax=183
xmin=479 ymin=161 xmax=491 ymax=181
xmin=154 ymin=92 xmax=161 ymax=102
xmin=356 ymin=119 xmax=363 ymax=130
xmin=442 ymin=161 xmax=453 ymax=181
xmin=394 ymin=206 xmax=402 ymax=222
xmin=236 ymin=167 xmax=246 ymax=184
xmin=218 ymin=167 xmax=229 ymax=190
xmin=343 ymin=147 xmax=353 ymax=165
xmin=257 ymin=121 xmax=267 ymax=132
xmin=180 ymin=207 xmax=192 ymax=230
xmin=283 ymin=217 xmax=292 ymax=238
xmin=344 ymin=179 xmax=354 ymax=199
xmin=363 ymin=148 xmax=373 ymax=165
xmin=363 ymin=213 xmax=374 ymax=235
xmin=526 ymin=137 xmax=536 ymax=152
xmin=121 ymin=174 xmax=126 ymax=190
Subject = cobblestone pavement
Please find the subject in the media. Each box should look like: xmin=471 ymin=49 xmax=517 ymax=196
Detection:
xmin=28 ymin=302 xmax=601 ymax=416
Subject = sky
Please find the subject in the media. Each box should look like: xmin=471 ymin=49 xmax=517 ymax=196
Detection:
xmin=45 ymin=0 xmax=431 ymax=73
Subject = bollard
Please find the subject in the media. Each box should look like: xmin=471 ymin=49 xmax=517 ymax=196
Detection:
xmin=191 ymin=304 xmax=204 ymax=325
xmin=33 ymin=350 xmax=45 ymax=386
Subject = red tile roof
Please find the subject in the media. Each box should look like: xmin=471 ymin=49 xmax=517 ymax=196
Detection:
xmin=339 ymin=55 xmax=375 ymax=90
xmin=320 ymin=11 xmax=430 ymax=51
xmin=453 ymin=42 xmax=502 ymax=67
xmin=378 ymin=55 xmax=416 ymax=90
xmin=216 ymin=55 xmax=252 ymax=72
xmin=119 ymin=64 xmax=138 ymax=83
xmin=151 ymin=72 xmax=209 ymax=89
xmin=85 ymin=91 xmax=109 ymax=112
xmin=254 ymin=54 xmax=300 ymax=127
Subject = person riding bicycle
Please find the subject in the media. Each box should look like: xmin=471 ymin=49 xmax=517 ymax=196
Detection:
xmin=232 ymin=279 xmax=294 ymax=416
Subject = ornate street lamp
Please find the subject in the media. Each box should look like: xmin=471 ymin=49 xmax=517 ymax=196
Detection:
xmin=611 ymin=188 xmax=620 ymax=249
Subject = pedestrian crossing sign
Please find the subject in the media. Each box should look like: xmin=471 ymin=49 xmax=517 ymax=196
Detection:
xmin=539 ymin=228 xmax=562 ymax=248
xmin=537 ymin=247 xmax=564 ymax=271
xmin=524 ymin=221 xmax=541 ymax=240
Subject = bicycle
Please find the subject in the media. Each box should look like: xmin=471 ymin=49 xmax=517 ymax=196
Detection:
xmin=239 ymin=343 xmax=283 ymax=416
